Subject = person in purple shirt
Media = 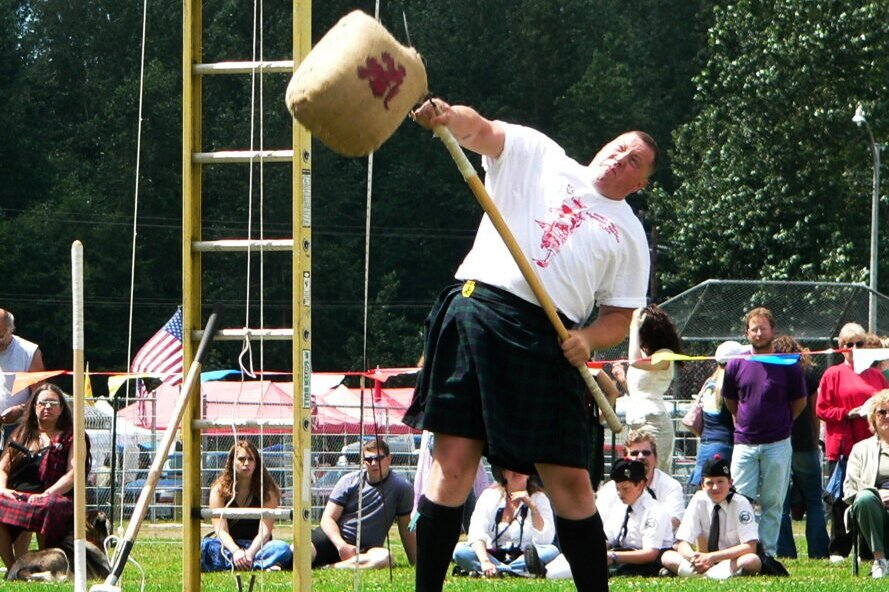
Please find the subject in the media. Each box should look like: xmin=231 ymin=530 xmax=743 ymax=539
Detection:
xmin=721 ymin=307 xmax=807 ymax=556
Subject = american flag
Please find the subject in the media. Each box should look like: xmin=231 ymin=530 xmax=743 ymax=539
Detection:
xmin=131 ymin=308 xmax=184 ymax=387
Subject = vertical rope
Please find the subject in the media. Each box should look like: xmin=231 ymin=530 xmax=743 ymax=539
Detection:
xmin=117 ymin=0 xmax=152 ymax=530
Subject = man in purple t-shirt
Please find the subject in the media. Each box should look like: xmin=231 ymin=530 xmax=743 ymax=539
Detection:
xmin=721 ymin=307 xmax=807 ymax=556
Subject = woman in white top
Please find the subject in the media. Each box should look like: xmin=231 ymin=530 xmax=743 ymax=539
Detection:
xmin=624 ymin=304 xmax=683 ymax=473
xmin=452 ymin=468 xmax=557 ymax=578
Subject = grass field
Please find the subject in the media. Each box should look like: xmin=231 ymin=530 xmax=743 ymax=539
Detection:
xmin=0 ymin=522 xmax=870 ymax=591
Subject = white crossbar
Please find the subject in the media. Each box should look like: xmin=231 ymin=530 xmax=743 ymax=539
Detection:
xmin=193 ymin=328 xmax=294 ymax=341
xmin=193 ymin=60 xmax=294 ymax=75
xmin=199 ymin=508 xmax=292 ymax=521
xmin=192 ymin=150 xmax=294 ymax=164
xmin=192 ymin=239 xmax=294 ymax=252
xmin=192 ymin=418 xmax=294 ymax=429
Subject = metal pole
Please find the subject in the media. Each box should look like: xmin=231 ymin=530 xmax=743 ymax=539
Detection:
xmin=870 ymin=141 xmax=881 ymax=332
xmin=854 ymin=105 xmax=881 ymax=333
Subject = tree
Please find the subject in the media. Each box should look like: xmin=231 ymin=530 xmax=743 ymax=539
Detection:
xmin=657 ymin=1 xmax=889 ymax=297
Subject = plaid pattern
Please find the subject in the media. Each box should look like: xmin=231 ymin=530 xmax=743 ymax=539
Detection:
xmin=405 ymin=282 xmax=598 ymax=475
xmin=0 ymin=430 xmax=87 ymax=546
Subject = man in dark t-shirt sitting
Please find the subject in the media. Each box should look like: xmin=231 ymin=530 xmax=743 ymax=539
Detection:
xmin=311 ymin=438 xmax=416 ymax=569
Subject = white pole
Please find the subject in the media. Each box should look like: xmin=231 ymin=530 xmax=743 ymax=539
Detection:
xmin=72 ymin=241 xmax=87 ymax=591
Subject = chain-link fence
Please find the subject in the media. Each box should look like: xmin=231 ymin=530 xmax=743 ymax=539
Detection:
xmin=84 ymin=280 xmax=889 ymax=519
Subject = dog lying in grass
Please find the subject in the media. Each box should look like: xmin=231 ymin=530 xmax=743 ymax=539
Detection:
xmin=6 ymin=510 xmax=112 ymax=582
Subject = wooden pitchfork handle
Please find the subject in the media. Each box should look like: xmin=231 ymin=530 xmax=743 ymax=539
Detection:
xmin=431 ymin=123 xmax=623 ymax=434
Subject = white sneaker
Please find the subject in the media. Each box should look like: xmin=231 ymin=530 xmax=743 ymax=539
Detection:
xmin=872 ymin=558 xmax=889 ymax=579
xmin=705 ymin=560 xmax=735 ymax=580
xmin=677 ymin=559 xmax=697 ymax=577
xmin=829 ymin=554 xmax=846 ymax=564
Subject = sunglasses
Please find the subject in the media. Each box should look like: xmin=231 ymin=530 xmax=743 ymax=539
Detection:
xmin=363 ymin=454 xmax=387 ymax=463
xmin=36 ymin=400 xmax=61 ymax=409
xmin=628 ymin=449 xmax=653 ymax=457
xmin=842 ymin=341 xmax=865 ymax=348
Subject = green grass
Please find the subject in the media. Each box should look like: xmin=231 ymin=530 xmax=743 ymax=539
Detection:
xmin=0 ymin=522 xmax=869 ymax=590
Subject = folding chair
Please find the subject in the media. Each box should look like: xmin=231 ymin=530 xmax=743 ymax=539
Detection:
xmin=851 ymin=511 xmax=859 ymax=577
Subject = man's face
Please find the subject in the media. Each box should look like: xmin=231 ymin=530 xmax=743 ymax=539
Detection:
xmin=589 ymin=132 xmax=655 ymax=200
xmin=363 ymin=449 xmax=391 ymax=483
xmin=702 ymin=476 xmax=732 ymax=504
xmin=0 ymin=321 xmax=13 ymax=352
xmin=615 ymin=479 xmax=646 ymax=505
xmin=745 ymin=315 xmax=774 ymax=352
xmin=626 ymin=442 xmax=656 ymax=478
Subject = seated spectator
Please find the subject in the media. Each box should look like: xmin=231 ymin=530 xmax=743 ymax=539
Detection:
xmin=0 ymin=384 xmax=89 ymax=568
xmin=600 ymin=459 xmax=673 ymax=576
xmin=452 ymin=467 xmax=557 ymax=578
xmin=598 ymin=430 xmax=685 ymax=530
xmin=200 ymin=440 xmax=292 ymax=571
xmin=661 ymin=455 xmax=761 ymax=579
xmin=311 ymin=438 xmax=414 ymax=569
xmin=843 ymin=389 xmax=889 ymax=579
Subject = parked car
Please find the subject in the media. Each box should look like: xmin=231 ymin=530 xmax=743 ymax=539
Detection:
xmin=335 ymin=434 xmax=418 ymax=467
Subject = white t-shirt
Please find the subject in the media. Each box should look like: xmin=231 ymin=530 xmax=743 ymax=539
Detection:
xmin=676 ymin=490 xmax=759 ymax=551
xmin=454 ymin=123 xmax=650 ymax=324
xmin=0 ymin=336 xmax=39 ymax=412
xmin=600 ymin=489 xmax=674 ymax=550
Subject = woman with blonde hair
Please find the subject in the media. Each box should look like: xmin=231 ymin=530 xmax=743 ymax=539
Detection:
xmin=687 ymin=341 xmax=747 ymax=490
xmin=200 ymin=440 xmax=292 ymax=571
xmin=817 ymin=322 xmax=889 ymax=560
xmin=843 ymin=389 xmax=889 ymax=578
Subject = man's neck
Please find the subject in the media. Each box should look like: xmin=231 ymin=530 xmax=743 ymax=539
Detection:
xmin=751 ymin=344 xmax=773 ymax=354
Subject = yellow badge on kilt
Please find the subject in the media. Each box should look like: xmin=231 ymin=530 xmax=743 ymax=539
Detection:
xmin=462 ymin=281 xmax=476 ymax=297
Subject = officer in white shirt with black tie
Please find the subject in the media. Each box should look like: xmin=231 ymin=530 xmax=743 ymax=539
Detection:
xmin=600 ymin=458 xmax=674 ymax=577
xmin=661 ymin=454 xmax=762 ymax=579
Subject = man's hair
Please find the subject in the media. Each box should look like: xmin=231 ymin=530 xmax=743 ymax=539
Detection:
xmin=631 ymin=131 xmax=659 ymax=176
xmin=625 ymin=429 xmax=658 ymax=457
xmin=0 ymin=310 xmax=14 ymax=331
xmin=745 ymin=307 xmax=775 ymax=330
xmin=363 ymin=438 xmax=390 ymax=456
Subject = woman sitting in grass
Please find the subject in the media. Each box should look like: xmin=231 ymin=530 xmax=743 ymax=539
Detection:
xmin=200 ymin=440 xmax=292 ymax=571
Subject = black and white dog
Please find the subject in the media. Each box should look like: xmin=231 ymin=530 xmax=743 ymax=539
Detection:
xmin=6 ymin=511 xmax=112 ymax=582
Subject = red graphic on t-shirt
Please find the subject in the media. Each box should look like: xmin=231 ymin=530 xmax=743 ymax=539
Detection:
xmin=533 ymin=190 xmax=620 ymax=268
xmin=357 ymin=52 xmax=406 ymax=110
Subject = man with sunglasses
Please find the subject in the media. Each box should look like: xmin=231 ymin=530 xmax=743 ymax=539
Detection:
xmin=310 ymin=438 xmax=416 ymax=569
xmin=722 ymin=307 xmax=807 ymax=557
xmin=598 ymin=431 xmax=685 ymax=530
xmin=0 ymin=309 xmax=45 ymax=449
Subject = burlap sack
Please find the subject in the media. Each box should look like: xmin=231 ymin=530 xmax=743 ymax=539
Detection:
xmin=285 ymin=10 xmax=428 ymax=157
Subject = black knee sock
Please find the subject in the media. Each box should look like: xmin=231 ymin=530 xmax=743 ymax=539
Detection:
xmin=556 ymin=512 xmax=609 ymax=592
xmin=415 ymin=495 xmax=465 ymax=592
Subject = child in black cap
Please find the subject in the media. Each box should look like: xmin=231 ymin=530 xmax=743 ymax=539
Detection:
xmin=661 ymin=455 xmax=762 ymax=579
xmin=599 ymin=458 xmax=674 ymax=577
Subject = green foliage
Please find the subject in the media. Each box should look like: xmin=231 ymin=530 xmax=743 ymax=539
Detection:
xmin=658 ymin=1 xmax=889 ymax=295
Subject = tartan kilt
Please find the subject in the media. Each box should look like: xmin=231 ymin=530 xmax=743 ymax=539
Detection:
xmin=0 ymin=492 xmax=74 ymax=547
xmin=404 ymin=282 xmax=601 ymax=476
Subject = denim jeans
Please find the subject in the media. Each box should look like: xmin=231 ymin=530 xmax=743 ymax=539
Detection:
xmin=452 ymin=542 xmax=560 ymax=575
xmin=200 ymin=537 xmax=293 ymax=571
xmin=731 ymin=438 xmax=792 ymax=556
xmin=776 ymin=449 xmax=829 ymax=558
xmin=688 ymin=441 xmax=734 ymax=491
